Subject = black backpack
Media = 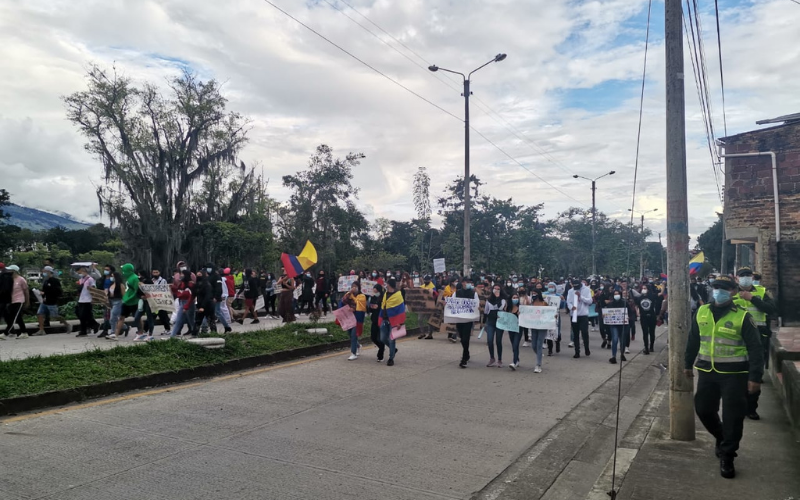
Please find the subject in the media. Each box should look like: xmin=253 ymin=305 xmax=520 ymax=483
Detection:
xmin=0 ymin=272 xmax=13 ymax=303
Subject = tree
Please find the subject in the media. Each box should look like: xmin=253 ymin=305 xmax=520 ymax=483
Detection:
xmin=696 ymin=214 xmax=734 ymax=272
xmin=412 ymin=167 xmax=431 ymax=220
xmin=64 ymin=65 xmax=254 ymax=270
xmin=0 ymin=189 xmax=9 ymax=220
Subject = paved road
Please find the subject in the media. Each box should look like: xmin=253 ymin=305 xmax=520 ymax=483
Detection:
xmin=1 ymin=324 xmax=667 ymax=500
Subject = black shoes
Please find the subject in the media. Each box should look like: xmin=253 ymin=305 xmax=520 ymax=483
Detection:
xmin=224 ymin=327 xmax=232 ymax=333
xmin=573 ymin=353 xmax=580 ymax=359
xmin=97 ymin=331 xmax=108 ymax=338
xmin=459 ymin=358 xmax=468 ymax=368
xmin=720 ymin=458 xmax=736 ymax=479
xmin=424 ymin=334 xmax=434 ymax=339
xmin=601 ymin=340 xmax=607 ymax=349
xmin=387 ymin=359 xmax=395 ymax=366
xmin=418 ymin=334 xmax=426 ymax=339
xmin=609 ymin=357 xmax=617 ymax=364
xmin=643 ymin=348 xmax=650 ymax=355
xmin=747 ymin=412 xmax=760 ymax=420
xmin=585 ymin=350 xmax=591 ymax=356
xmin=620 ymin=354 xmax=627 ymax=362
xmin=251 ymin=319 xmax=260 ymax=324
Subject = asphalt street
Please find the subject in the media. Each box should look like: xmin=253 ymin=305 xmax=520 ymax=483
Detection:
xmin=1 ymin=323 xmax=666 ymax=500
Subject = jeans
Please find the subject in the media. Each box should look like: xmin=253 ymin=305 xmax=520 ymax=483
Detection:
xmin=379 ymin=321 xmax=397 ymax=361
xmin=610 ymin=325 xmax=621 ymax=357
xmin=456 ymin=322 xmax=472 ymax=361
xmin=485 ymin=320 xmax=504 ymax=361
xmin=348 ymin=327 xmax=359 ymax=355
xmin=170 ymin=308 xmax=189 ymax=337
xmin=370 ymin=321 xmax=385 ymax=360
xmin=572 ymin=316 xmax=589 ymax=354
xmin=695 ymin=371 xmax=748 ymax=459
xmin=530 ymin=329 xmax=546 ymax=366
xmin=109 ymin=299 xmax=122 ymax=333
xmin=509 ymin=330 xmax=522 ymax=364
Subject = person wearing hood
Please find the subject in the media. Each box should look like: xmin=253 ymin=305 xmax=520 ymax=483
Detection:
xmin=194 ymin=269 xmax=216 ymax=336
xmin=484 ymin=284 xmax=507 ymax=368
xmin=567 ymin=279 xmax=593 ymax=358
xmin=108 ymin=263 xmax=140 ymax=341
xmin=34 ymin=266 xmax=71 ymax=336
xmin=636 ymin=283 xmax=661 ymax=355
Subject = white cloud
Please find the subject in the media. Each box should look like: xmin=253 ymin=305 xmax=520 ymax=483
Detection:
xmin=0 ymin=0 xmax=797 ymax=247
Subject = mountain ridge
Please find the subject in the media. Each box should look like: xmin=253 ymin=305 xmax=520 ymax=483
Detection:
xmin=3 ymin=203 xmax=91 ymax=231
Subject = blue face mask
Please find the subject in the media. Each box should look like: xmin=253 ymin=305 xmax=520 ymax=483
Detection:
xmin=465 ymin=284 xmax=473 ymax=290
xmin=104 ymin=270 xmax=110 ymax=276
xmin=753 ymin=280 xmax=760 ymax=286
xmin=713 ymin=288 xmax=731 ymax=303
xmin=512 ymin=299 xmax=520 ymax=305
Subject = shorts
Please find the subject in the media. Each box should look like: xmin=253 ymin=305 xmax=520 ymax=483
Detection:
xmin=37 ymin=303 xmax=60 ymax=317
xmin=121 ymin=304 xmax=138 ymax=317
xmin=245 ymin=299 xmax=256 ymax=310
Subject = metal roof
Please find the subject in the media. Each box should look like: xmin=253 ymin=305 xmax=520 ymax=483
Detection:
xmin=755 ymin=113 xmax=800 ymax=125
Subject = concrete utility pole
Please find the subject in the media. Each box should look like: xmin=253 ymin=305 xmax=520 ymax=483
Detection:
xmin=720 ymin=213 xmax=728 ymax=275
xmin=658 ymin=232 xmax=665 ymax=274
xmin=574 ymin=171 xmax=616 ymax=276
xmin=665 ymin=0 xmax=695 ymax=441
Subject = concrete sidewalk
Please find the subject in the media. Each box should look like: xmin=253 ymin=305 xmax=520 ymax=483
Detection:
xmin=587 ymin=362 xmax=800 ymax=500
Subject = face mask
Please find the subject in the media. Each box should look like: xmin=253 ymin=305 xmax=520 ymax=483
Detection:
xmin=642 ymin=288 xmax=647 ymax=294
xmin=713 ymin=288 xmax=731 ymax=303
xmin=614 ymin=294 xmax=621 ymax=301
xmin=512 ymin=299 xmax=519 ymax=305
xmin=506 ymin=282 xmax=511 ymax=287
xmin=753 ymin=280 xmax=760 ymax=286
xmin=206 ymin=268 xmax=212 ymax=273
xmin=180 ymin=266 xmax=187 ymax=272
xmin=372 ymin=273 xmax=377 ymax=277
xmin=104 ymin=270 xmax=110 ymax=276
xmin=548 ymin=287 xmax=555 ymax=293
xmin=512 ymin=278 xmax=518 ymax=283
xmin=110 ymin=277 xmax=115 ymax=282
xmin=43 ymin=272 xmax=49 ymax=278
xmin=465 ymin=284 xmax=473 ymax=290
xmin=493 ymin=290 xmax=500 ymax=296
xmin=738 ymin=277 xmax=753 ymax=288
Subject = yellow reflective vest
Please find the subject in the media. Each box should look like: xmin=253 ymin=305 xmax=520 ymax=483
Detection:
xmin=733 ymin=285 xmax=767 ymax=327
xmin=695 ymin=304 xmax=748 ymax=374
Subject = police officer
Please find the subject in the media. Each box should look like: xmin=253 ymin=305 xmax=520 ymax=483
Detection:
xmin=684 ymin=275 xmax=764 ymax=479
xmin=733 ymin=266 xmax=777 ymax=420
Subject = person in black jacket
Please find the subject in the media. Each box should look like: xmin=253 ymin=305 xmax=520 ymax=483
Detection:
xmin=238 ymin=268 xmax=261 ymax=324
xmin=368 ymin=284 xmax=386 ymax=361
xmin=194 ymin=270 xmax=216 ymax=335
xmin=205 ymin=264 xmax=230 ymax=333
xmin=456 ymin=276 xmax=480 ymax=368
xmin=636 ymin=283 xmax=661 ymax=354
xmin=34 ymin=266 xmax=71 ymax=336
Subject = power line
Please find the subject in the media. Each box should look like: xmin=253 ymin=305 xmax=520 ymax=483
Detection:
xmin=260 ymin=0 xmax=462 ymax=123
xmin=713 ymin=0 xmax=728 ymax=137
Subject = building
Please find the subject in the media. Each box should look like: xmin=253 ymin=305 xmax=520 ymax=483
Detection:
xmin=720 ymin=113 xmax=800 ymax=325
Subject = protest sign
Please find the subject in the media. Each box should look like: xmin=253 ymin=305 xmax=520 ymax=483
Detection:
xmin=443 ymin=297 xmax=480 ymax=323
xmin=428 ymin=303 xmax=444 ymax=329
xmin=571 ymin=293 xmax=579 ymax=323
xmin=88 ymin=287 xmax=109 ymax=307
xmin=588 ymin=303 xmax=598 ymax=318
xmin=255 ymin=296 xmax=265 ymax=311
xmin=138 ymin=283 xmax=175 ymax=313
xmin=361 ymin=280 xmax=377 ymax=296
xmin=496 ymin=311 xmax=519 ymax=332
xmin=518 ymin=306 xmax=557 ymax=330
xmin=545 ymin=295 xmax=561 ymax=308
xmin=338 ymin=275 xmax=359 ymax=292
xmin=602 ymin=308 xmax=629 ymax=325
xmin=433 ymin=258 xmax=446 ymax=274
xmin=405 ymin=288 xmax=437 ymax=313
xmin=333 ymin=306 xmax=357 ymax=331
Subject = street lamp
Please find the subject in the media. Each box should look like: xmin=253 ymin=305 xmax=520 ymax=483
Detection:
xmin=573 ymin=171 xmax=616 ymax=276
xmin=429 ymin=53 xmax=507 ymax=277
xmin=628 ymin=208 xmax=659 ymax=278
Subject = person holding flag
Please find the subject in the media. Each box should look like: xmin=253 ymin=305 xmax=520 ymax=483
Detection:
xmin=278 ymin=241 xmax=317 ymax=323
xmin=380 ymin=278 xmax=405 ymax=367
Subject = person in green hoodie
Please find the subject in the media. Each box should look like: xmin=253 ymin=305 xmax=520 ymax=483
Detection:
xmin=110 ymin=263 xmax=140 ymax=341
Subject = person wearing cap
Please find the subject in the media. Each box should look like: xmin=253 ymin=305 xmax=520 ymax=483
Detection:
xmin=684 ymin=275 xmax=764 ymax=479
xmin=1 ymin=265 xmax=30 ymax=339
xmin=33 ymin=266 xmax=71 ymax=336
xmin=0 ymin=262 xmax=9 ymax=331
xmin=732 ymin=267 xmax=777 ymax=420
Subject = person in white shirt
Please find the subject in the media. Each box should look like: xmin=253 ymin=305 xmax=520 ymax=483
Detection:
xmin=567 ymin=279 xmax=593 ymax=358
xmin=484 ymin=284 xmax=508 ymax=368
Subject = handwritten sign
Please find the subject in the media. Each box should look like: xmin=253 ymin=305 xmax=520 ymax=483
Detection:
xmin=333 ymin=306 xmax=357 ymax=331
xmin=361 ymin=279 xmax=378 ymax=296
xmin=338 ymin=275 xmax=359 ymax=292
xmin=405 ymin=288 xmax=437 ymax=313
xmin=138 ymin=284 xmax=175 ymax=312
xmin=545 ymin=295 xmax=561 ymax=308
xmin=88 ymin=287 xmax=109 ymax=308
xmin=496 ymin=311 xmax=519 ymax=332
xmin=519 ymin=306 xmax=557 ymax=330
xmin=602 ymin=308 xmax=629 ymax=325
xmin=433 ymin=258 xmax=446 ymax=274
xmin=428 ymin=303 xmax=444 ymax=329
xmin=443 ymin=297 xmax=480 ymax=323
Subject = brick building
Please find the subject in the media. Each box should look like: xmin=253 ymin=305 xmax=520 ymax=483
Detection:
xmin=721 ymin=113 xmax=800 ymax=325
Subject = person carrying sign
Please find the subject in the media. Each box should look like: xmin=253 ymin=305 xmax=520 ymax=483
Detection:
xmin=484 ymin=284 xmax=507 ymax=368
xmin=456 ymin=276 xmax=479 ymax=368
xmin=379 ymin=278 xmax=405 ymax=367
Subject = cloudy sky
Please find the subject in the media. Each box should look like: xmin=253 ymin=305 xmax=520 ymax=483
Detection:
xmin=1 ymin=0 xmax=798 ymax=242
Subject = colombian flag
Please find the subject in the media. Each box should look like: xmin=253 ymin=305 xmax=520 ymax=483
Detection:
xmin=281 ymin=240 xmax=318 ymax=279
xmin=381 ymin=290 xmax=406 ymax=327
xmin=689 ymin=251 xmax=705 ymax=275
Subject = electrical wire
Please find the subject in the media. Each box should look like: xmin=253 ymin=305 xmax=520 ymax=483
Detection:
xmin=713 ymin=0 xmax=728 ymax=137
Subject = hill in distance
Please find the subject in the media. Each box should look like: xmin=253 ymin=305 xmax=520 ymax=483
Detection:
xmin=4 ymin=203 xmax=91 ymax=231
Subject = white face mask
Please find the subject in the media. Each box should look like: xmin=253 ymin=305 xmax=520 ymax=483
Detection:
xmin=180 ymin=266 xmax=187 ymax=272
xmin=614 ymin=294 xmax=621 ymax=301
xmin=738 ymin=276 xmax=754 ymax=288
xmin=753 ymin=280 xmax=761 ymax=286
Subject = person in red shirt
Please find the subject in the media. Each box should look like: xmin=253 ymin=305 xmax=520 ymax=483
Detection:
xmin=170 ymin=270 xmax=195 ymax=337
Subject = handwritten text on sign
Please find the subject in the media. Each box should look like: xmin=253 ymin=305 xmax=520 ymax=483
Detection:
xmin=518 ymin=306 xmax=557 ymax=330
xmin=360 ymin=280 xmax=378 ymax=296
xmin=443 ymin=297 xmax=480 ymax=323
xmin=496 ymin=311 xmax=519 ymax=333
xmin=338 ymin=275 xmax=359 ymax=292
xmin=138 ymin=284 xmax=176 ymax=312
xmin=602 ymin=308 xmax=629 ymax=325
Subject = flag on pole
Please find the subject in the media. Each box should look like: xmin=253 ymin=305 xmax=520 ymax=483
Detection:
xmin=281 ymin=240 xmax=318 ymax=279
xmin=689 ymin=251 xmax=705 ymax=275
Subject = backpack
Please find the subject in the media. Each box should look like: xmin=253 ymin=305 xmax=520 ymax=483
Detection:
xmin=0 ymin=272 xmax=13 ymax=303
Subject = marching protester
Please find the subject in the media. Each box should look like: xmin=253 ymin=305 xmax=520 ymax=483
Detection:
xmin=195 ymin=269 xmax=216 ymax=336
xmin=342 ymin=281 xmax=366 ymax=360
xmin=567 ymin=279 xmax=592 ymax=358
xmin=34 ymin=266 xmax=71 ymax=336
xmin=369 ymin=283 xmax=386 ymax=362
xmin=605 ymin=288 xmax=632 ymax=364
xmin=208 ymin=265 xmax=231 ymax=334
xmin=528 ymin=287 xmax=551 ymax=373
xmin=0 ymin=265 xmax=29 ymax=339
xmin=170 ymin=270 xmax=195 ymax=338
xmin=264 ymin=272 xmax=278 ymax=318
xmin=151 ymin=269 xmax=171 ymax=334
xmin=733 ymin=267 xmax=777 ymax=420
xmin=75 ymin=265 xmax=100 ymax=337
xmin=518 ymin=285 xmax=532 ymax=348
xmin=456 ymin=276 xmax=478 ymax=368
xmin=507 ymin=293 xmax=523 ymax=370
xmin=636 ymin=282 xmax=660 ymax=354
xmin=315 ymin=270 xmax=329 ymax=315
xmin=484 ymin=284 xmax=507 ymax=368
xmin=107 ymin=263 xmax=140 ymax=341
xmin=223 ymin=268 xmax=236 ymax=321
xmin=379 ymin=277 xmax=405 ymax=367
xmin=238 ymin=268 xmax=260 ymax=325
xmin=277 ymin=268 xmax=296 ymax=324
xmin=544 ymin=281 xmax=562 ymax=356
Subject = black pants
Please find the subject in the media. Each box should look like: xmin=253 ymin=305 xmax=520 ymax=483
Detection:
xmin=746 ymin=335 xmax=771 ymax=414
xmin=4 ymin=303 xmax=27 ymax=335
xmin=77 ymin=302 xmax=98 ymax=334
xmin=196 ymin=302 xmax=216 ymax=334
xmin=695 ymin=370 xmax=748 ymax=459
xmin=521 ymin=326 xmax=530 ymax=343
xmin=641 ymin=316 xmax=656 ymax=349
xmin=266 ymin=294 xmax=277 ymax=315
xmin=456 ymin=322 xmax=472 ymax=361
xmin=157 ymin=309 xmax=171 ymax=331
xmin=370 ymin=321 xmax=385 ymax=360
xmin=629 ymin=320 xmax=636 ymax=342
xmin=314 ymin=293 xmax=329 ymax=313
xmin=572 ymin=316 xmax=589 ymax=354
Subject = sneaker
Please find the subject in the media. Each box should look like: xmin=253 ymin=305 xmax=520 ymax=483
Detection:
xmin=534 ymin=366 xmax=542 ymax=373
xmin=251 ymin=319 xmax=260 ymax=324
xmin=449 ymin=336 xmax=458 ymax=343
xmin=625 ymin=347 xmax=630 ymax=354
xmin=0 ymin=334 xmax=8 ymax=340
xmin=486 ymin=359 xmax=497 ymax=367
xmin=747 ymin=412 xmax=760 ymax=420
xmin=621 ymin=354 xmax=627 ymax=362
xmin=387 ymin=359 xmax=394 ymax=366
xmin=106 ymin=334 xmax=117 ymax=341
xmin=509 ymin=362 xmax=517 ymax=371
xmin=133 ymin=334 xmax=147 ymax=342
xmin=601 ymin=340 xmax=607 ymax=349
xmin=522 ymin=342 xmax=530 ymax=347
xmin=497 ymin=361 xmax=503 ymax=368
xmin=609 ymin=357 xmax=617 ymax=364
xmin=424 ymin=334 xmax=433 ymax=339
xmin=720 ymin=458 xmax=736 ymax=479
xmin=16 ymin=333 xmax=29 ymax=339
xmin=459 ymin=359 xmax=468 ymax=368
xmin=347 ymin=354 xmax=358 ymax=361
xmin=145 ymin=336 xmax=155 ymax=342
xmin=377 ymin=357 xmax=384 ymax=363
xmin=418 ymin=334 xmax=426 ymax=339
xmin=224 ymin=327 xmax=232 ymax=333
xmin=568 ymin=342 xmax=574 ymax=348
xmin=32 ymin=330 xmax=47 ymax=337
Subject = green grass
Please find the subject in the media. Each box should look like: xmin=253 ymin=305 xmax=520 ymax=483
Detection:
xmin=405 ymin=310 xmax=419 ymax=330
xmin=0 ymin=322 xmax=348 ymax=400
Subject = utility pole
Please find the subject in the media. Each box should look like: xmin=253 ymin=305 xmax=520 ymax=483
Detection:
xmin=592 ymin=180 xmax=597 ymax=276
xmin=658 ymin=232 xmax=665 ymax=274
xmin=665 ymin=0 xmax=695 ymax=441
xmin=640 ymin=214 xmax=645 ymax=279
xmin=463 ymin=77 xmax=471 ymax=279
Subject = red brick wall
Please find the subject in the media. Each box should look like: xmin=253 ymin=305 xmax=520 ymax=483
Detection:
xmin=723 ymin=122 xmax=800 ymax=323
